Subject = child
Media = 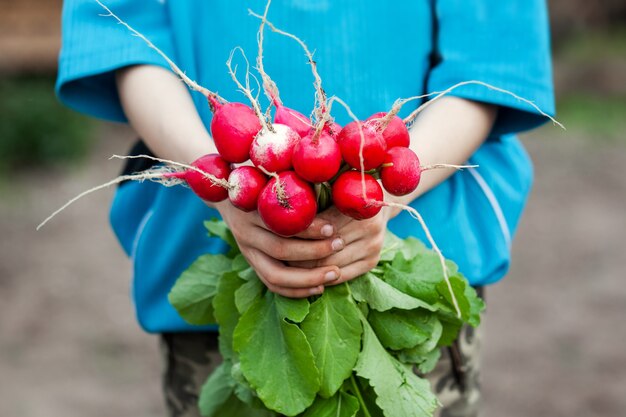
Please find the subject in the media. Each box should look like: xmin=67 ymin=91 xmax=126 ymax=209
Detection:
xmin=57 ymin=1 xmax=554 ymax=415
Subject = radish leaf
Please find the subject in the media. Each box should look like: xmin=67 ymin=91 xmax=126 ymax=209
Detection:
xmin=168 ymin=254 xmax=231 ymax=325
xmin=354 ymin=319 xmax=439 ymax=417
xmin=213 ymin=271 xmax=245 ymax=361
xmin=300 ymin=391 xmax=360 ymax=417
xmin=233 ymin=292 xmax=319 ymax=416
xmin=350 ymin=272 xmax=436 ymax=312
xmin=301 ymin=285 xmax=362 ymax=398
xmin=368 ymin=309 xmax=441 ymax=351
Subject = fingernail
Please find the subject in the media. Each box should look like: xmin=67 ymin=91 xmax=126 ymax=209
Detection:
xmin=324 ymin=271 xmax=338 ymax=282
xmin=310 ymin=286 xmax=324 ymax=295
xmin=321 ymin=224 xmax=334 ymax=237
xmin=331 ymin=238 xmax=344 ymax=251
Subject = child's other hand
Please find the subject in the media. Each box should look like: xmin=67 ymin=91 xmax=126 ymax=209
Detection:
xmin=213 ymin=200 xmax=344 ymax=298
xmin=289 ymin=206 xmax=392 ymax=285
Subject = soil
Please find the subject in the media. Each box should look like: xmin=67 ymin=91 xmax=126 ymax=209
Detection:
xmin=1 ymin=122 xmax=625 ymax=417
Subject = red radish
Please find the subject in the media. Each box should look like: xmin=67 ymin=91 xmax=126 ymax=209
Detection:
xmin=210 ymin=102 xmax=262 ymax=163
xmin=250 ymin=124 xmax=300 ymax=173
xmin=257 ymin=171 xmax=317 ymax=236
xmin=325 ymin=121 xmax=342 ymax=138
xmin=228 ymin=166 xmax=268 ymax=212
xmin=292 ymin=130 xmax=342 ymax=183
xmin=184 ymin=154 xmax=232 ymax=202
xmin=337 ymin=121 xmax=387 ymax=171
xmin=274 ymin=105 xmax=312 ymax=138
xmin=380 ymin=147 xmax=421 ymax=196
xmin=367 ymin=112 xmax=410 ymax=149
xmin=332 ymin=171 xmax=383 ymax=220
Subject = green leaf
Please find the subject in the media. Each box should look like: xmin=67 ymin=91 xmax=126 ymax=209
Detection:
xmin=436 ymin=314 xmax=463 ymax=347
xmin=235 ymin=278 xmax=265 ymax=315
xmin=380 ymin=232 xmax=427 ymax=263
xmin=210 ymin=392 xmax=276 ymax=417
xmin=351 ymin=377 xmax=385 ymax=417
xmin=231 ymin=361 xmax=267 ymax=410
xmin=435 ymin=275 xmax=485 ymax=327
xmin=350 ymin=273 xmax=436 ymax=312
xmin=300 ymin=391 xmax=360 ymax=417
xmin=233 ymin=292 xmax=320 ymax=416
xmin=300 ymin=285 xmax=362 ymax=398
xmin=232 ymin=254 xmax=250 ymax=271
xmin=415 ymin=349 xmax=441 ymax=374
xmin=397 ymin=318 xmax=443 ymax=359
xmin=275 ymin=294 xmax=310 ymax=323
xmin=239 ymin=266 xmax=260 ymax=281
xmin=198 ymin=361 xmax=234 ymax=417
xmin=168 ymin=254 xmax=232 ymax=325
xmin=368 ymin=309 xmax=440 ymax=351
xmin=382 ymin=251 xmax=457 ymax=305
xmin=204 ymin=219 xmax=239 ymax=257
xmin=464 ymin=282 xmax=486 ymax=327
xmin=213 ymin=271 xmax=245 ymax=361
xmin=354 ymin=319 xmax=439 ymax=417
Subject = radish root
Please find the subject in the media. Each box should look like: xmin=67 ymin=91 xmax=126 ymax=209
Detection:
xmin=227 ymin=47 xmax=272 ymax=132
xmin=420 ymin=163 xmax=479 ymax=171
xmin=110 ymin=155 xmax=231 ymax=189
xmin=249 ymin=9 xmax=327 ymax=123
xmin=94 ymin=0 xmax=223 ymax=109
xmin=36 ymin=167 xmax=184 ymax=231
xmin=255 ymin=0 xmax=281 ymax=106
xmin=395 ymin=80 xmax=565 ymax=130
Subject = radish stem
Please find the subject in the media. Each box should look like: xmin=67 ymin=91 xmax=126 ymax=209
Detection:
xmin=350 ymin=374 xmax=372 ymax=417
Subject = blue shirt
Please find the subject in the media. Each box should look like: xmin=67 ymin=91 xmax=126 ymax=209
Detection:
xmin=57 ymin=0 xmax=554 ymax=333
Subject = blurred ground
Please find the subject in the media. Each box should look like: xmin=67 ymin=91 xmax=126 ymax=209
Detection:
xmin=1 ymin=119 xmax=625 ymax=416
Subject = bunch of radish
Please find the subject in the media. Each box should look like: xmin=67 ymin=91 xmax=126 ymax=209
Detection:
xmin=184 ymin=102 xmax=425 ymax=237
xmin=38 ymin=0 xmax=469 ymax=244
xmin=160 ymin=3 xmax=432 ymax=238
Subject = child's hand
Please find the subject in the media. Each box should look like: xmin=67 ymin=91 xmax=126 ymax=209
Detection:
xmin=289 ymin=206 xmax=393 ymax=285
xmin=214 ymin=200 xmax=344 ymax=298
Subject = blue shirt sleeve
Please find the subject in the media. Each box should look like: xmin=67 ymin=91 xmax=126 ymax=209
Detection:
xmin=56 ymin=0 xmax=175 ymax=122
xmin=427 ymin=0 xmax=555 ymax=135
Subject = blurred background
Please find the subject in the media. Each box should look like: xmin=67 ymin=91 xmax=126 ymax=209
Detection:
xmin=0 ymin=1 xmax=624 ymax=416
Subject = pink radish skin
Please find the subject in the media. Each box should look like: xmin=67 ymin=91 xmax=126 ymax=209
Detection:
xmin=332 ymin=171 xmax=384 ymax=220
xmin=337 ymin=121 xmax=387 ymax=171
xmin=367 ymin=112 xmax=410 ymax=149
xmin=185 ymin=154 xmax=231 ymax=202
xmin=325 ymin=122 xmax=342 ymax=139
xmin=274 ymin=105 xmax=312 ymax=138
xmin=227 ymin=166 xmax=268 ymax=212
xmin=292 ymin=130 xmax=342 ymax=183
xmin=257 ymin=171 xmax=317 ymax=236
xmin=380 ymin=147 xmax=421 ymax=196
xmin=211 ymin=102 xmax=262 ymax=163
xmin=250 ymin=124 xmax=300 ymax=173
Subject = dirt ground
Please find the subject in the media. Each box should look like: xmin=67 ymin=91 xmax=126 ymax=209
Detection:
xmin=1 ymin=122 xmax=625 ymax=417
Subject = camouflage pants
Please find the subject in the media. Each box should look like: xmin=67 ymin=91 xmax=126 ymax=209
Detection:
xmin=160 ymin=315 xmax=482 ymax=417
